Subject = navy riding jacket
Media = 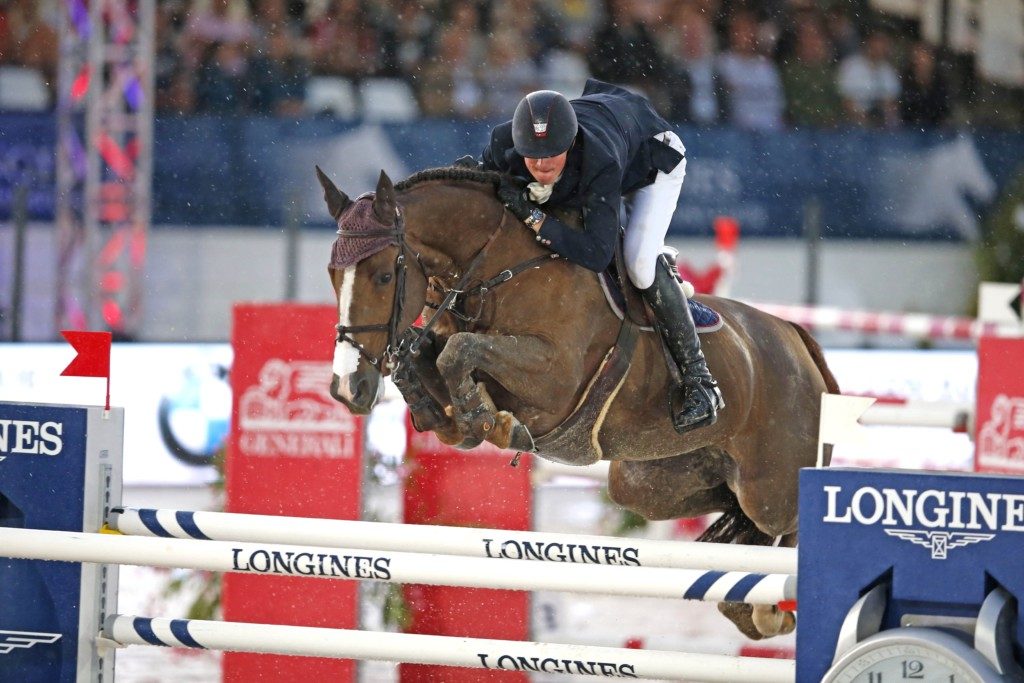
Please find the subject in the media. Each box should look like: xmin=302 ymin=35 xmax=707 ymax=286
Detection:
xmin=481 ymin=79 xmax=684 ymax=272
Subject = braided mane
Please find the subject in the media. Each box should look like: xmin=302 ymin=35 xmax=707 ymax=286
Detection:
xmin=394 ymin=166 xmax=502 ymax=192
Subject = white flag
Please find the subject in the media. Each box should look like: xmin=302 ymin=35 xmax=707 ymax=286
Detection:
xmin=817 ymin=394 xmax=876 ymax=467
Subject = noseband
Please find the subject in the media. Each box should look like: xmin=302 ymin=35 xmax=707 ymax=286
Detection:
xmin=333 ymin=194 xmax=560 ymax=373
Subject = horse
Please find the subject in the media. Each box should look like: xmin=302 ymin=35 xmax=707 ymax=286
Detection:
xmin=318 ymin=165 xmax=839 ymax=639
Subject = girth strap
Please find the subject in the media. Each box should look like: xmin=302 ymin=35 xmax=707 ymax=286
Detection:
xmin=532 ymin=317 xmax=640 ymax=463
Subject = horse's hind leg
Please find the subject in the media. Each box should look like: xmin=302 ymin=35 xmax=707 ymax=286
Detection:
xmin=717 ymin=531 xmax=797 ymax=640
xmin=609 ymin=455 xmax=796 ymax=639
xmin=607 ymin=452 xmax=733 ymax=521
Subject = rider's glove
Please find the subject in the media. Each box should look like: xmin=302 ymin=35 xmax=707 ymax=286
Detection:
xmin=452 ymin=155 xmax=481 ymax=169
xmin=498 ymin=177 xmax=541 ymax=227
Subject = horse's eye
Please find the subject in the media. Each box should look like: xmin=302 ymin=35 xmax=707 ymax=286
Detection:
xmin=377 ymin=272 xmax=394 ymax=285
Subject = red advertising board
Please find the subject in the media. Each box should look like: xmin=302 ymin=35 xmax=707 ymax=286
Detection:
xmin=975 ymin=336 xmax=1024 ymax=474
xmin=402 ymin=427 xmax=532 ymax=682
xmin=224 ymin=303 xmax=362 ymax=682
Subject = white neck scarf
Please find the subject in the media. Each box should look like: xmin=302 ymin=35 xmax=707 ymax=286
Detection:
xmin=527 ymin=180 xmax=556 ymax=204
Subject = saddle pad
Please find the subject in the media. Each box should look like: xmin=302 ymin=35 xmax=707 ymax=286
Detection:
xmin=599 ymin=271 xmax=723 ymax=334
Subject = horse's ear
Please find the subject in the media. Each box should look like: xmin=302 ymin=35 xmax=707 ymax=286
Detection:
xmin=315 ymin=165 xmax=351 ymax=220
xmin=372 ymin=170 xmax=398 ymax=224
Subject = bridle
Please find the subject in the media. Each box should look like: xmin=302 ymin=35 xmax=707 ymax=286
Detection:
xmin=333 ymin=203 xmax=411 ymax=370
xmin=333 ymin=193 xmax=559 ymax=372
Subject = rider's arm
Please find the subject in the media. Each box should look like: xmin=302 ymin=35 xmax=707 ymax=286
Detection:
xmin=481 ymin=122 xmax=513 ymax=173
xmin=534 ymin=165 xmax=620 ymax=273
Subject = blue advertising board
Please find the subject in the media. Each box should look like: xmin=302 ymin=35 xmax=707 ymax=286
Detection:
xmin=0 ymin=401 xmax=122 ymax=683
xmin=798 ymin=467 xmax=1024 ymax=681
xmin=2 ymin=113 xmax=1022 ymax=240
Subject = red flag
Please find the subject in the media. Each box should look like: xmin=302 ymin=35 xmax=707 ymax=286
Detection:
xmin=61 ymin=331 xmax=111 ymax=377
xmin=61 ymin=331 xmax=112 ymax=410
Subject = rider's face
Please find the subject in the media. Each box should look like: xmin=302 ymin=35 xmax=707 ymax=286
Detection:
xmin=524 ymin=152 xmax=568 ymax=186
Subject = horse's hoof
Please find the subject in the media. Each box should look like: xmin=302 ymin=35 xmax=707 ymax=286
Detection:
xmin=410 ymin=405 xmax=449 ymax=433
xmin=509 ymin=422 xmax=535 ymax=453
xmin=752 ymin=604 xmax=796 ymax=638
xmin=487 ymin=412 xmax=535 ymax=452
xmin=717 ymin=602 xmax=766 ymax=641
xmin=433 ymin=425 xmax=467 ymax=446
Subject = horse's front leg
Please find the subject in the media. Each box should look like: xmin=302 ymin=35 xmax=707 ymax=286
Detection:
xmin=392 ymin=331 xmax=465 ymax=445
xmin=435 ymin=331 xmax=564 ymax=451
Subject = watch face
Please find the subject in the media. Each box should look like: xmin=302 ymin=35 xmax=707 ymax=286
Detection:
xmin=824 ymin=629 xmax=1006 ymax=683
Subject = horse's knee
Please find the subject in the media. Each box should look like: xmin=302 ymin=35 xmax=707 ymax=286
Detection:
xmin=435 ymin=333 xmax=476 ymax=378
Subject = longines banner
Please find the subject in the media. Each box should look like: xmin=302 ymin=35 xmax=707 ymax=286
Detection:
xmin=0 ymin=401 xmax=122 ymax=683
xmin=797 ymin=467 xmax=1024 ymax=682
xmin=225 ymin=303 xmax=361 ymax=683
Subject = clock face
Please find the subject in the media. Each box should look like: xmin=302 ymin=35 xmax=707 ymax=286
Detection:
xmin=827 ymin=641 xmax=983 ymax=683
xmin=823 ymin=629 xmax=1008 ymax=683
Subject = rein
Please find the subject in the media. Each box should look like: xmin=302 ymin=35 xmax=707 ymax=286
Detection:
xmin=425 ymin=253 xmax=559 ymax=324
xmin=334 ymin=196 xmax=560 ymax=370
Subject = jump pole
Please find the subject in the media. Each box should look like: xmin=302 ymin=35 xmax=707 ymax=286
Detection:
xmin=0 ymin=527 xmax=795 ymax=605
xmin=103 ymin=615 xmax=795 ymax=683
xmin=109 ymin=506 xmax=798 ymax=574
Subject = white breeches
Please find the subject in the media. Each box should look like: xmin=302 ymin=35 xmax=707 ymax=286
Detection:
xmin=624 ymin=130 xmax=687 ymax=289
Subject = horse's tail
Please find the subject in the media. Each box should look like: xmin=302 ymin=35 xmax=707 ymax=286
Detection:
xmin=789 ymin=321 xmax=840 ymax=394
xmin=697 ymin=498 xmax=774 ymax=545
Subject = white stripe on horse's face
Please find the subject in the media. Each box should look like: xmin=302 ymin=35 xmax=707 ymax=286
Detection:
xmin=333 ymin=266 xmax=360 ymax=378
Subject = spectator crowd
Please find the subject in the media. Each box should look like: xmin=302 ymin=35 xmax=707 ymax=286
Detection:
xmin=0 ymin=0 xmax=1019 ymax=129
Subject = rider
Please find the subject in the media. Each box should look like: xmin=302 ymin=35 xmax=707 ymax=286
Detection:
xmin=460 ymin=78 xmax=723 ymax=433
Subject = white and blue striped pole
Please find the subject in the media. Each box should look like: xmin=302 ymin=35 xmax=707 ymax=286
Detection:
xmin=109 ymin=506 xmax=798 ymax=575
xmin=104 ymin=615 xmax=795 ymax=683
xmin=0 ymin=527 xmax=795 ymax=605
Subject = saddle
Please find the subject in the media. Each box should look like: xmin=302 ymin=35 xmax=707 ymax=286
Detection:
xmin=598 ymin=266 xmax=723 ymax=334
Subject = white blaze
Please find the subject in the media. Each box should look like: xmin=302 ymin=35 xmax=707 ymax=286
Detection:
xmin=333 ymin=267 xmax=360 ymax=378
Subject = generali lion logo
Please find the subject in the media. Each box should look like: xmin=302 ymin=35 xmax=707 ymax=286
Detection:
xmin=977 ymin=394 xmax=1024 ymax=471
xmin=237 ymin=359 xmax=357 ymax=459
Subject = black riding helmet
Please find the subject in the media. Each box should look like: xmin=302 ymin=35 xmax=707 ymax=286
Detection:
xmin=511 ymin=90 xmax=578 ymax=159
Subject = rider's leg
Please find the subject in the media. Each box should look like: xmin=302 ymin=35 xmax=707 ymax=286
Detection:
xmin=624 ymin=131 xmax=687 ymax=289
xmin=643 ymin=255 xmax=724 ymax=431
xmin=625 ymin=131 xmax=724 ymax=433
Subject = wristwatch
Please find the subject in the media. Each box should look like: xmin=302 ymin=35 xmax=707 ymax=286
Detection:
xmin=822 ymin=584 xmax=1024 ymax=683
xmin=523 ymin=207 xmax=545 ymax=229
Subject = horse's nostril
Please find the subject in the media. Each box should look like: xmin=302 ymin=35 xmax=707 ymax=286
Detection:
xmin=329 ymin=375 xmax=345 ymax=403
xmin=352 ymin=376 xmax=370 ymax=404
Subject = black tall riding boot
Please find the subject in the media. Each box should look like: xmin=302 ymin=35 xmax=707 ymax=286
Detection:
xmin=642 ymin=255 xmax=724 ymax=433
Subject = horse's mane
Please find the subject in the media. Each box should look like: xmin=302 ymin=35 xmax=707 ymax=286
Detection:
xmin=394 ymin=166 xmax=502 ymax=193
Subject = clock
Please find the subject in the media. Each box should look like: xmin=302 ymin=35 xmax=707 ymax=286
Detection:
xmin=822 ymin=584 xmax=1024 ymax=683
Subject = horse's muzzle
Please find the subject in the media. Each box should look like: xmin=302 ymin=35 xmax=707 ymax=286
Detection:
xmin=330 ymin=370 xmax=380 ymax=414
